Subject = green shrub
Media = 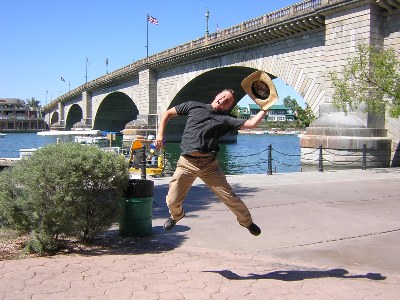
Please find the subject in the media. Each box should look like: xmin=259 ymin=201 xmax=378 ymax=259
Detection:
xmin=0 ymin=142 xmax=129 ymax=254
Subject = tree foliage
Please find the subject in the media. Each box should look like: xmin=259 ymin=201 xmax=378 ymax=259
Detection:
xmin=230 ymin=105 xmax=241 ymax=118
xmin=283 ymin=96 xmax=316 ymax=127
xmin=330 ymin=42 xmax=400 ymax=118
xmin=25 ymin=97 xmax=41 ymax=109
xmin=0 ymin=143 xmax=129 ymax=254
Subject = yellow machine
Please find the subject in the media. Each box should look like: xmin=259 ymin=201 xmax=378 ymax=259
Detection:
xmin=127 ymin=137 xmax=165 ymax=178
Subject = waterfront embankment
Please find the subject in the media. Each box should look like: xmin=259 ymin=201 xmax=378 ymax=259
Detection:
xmin=0 ymin=158 xmax=19 ymax=170
xmin=238 ymin=128 xmax=305 ymax=135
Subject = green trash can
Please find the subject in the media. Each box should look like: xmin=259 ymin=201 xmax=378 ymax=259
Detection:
xmin=119 ymin=179 xmax=154 ymax=237
xmin=119 ymin=197 xmax=153 ymax=237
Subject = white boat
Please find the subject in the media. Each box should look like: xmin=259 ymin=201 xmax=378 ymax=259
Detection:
xmin=74 ymin=135 xmax=109 ymax=147
xmin=38 ymin=130 xmax=110 ymax=147
xmin=19 ymin=148 xmax=37 ymax=159
xmin=0 ymin=133 xmax=6 ymax=138
xmin=37 ymin=130 xmax=103 ymax=136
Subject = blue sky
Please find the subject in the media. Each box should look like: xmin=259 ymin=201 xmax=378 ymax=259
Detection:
xmin=1 ymin=0 xmax=304 ymax=107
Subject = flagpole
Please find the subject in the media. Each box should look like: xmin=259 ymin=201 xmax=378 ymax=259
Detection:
xmin=146 ymin=13 xmax=149 ymax=61
xmin=85 ymin=57 xmax=88 ymax=84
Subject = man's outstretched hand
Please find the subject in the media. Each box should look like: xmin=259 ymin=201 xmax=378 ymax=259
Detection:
xmin=154 ymin=136 xmax=165 ymax=149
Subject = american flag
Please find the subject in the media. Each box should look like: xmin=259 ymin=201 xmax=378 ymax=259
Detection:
xmin=147 ymin=15 xmax=158 ymax=25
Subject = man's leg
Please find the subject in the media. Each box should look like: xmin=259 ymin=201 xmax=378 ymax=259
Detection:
xmin=199 ymin=158 xmax=252 ymax=225
xmin=200 ymin=158 xmax=261 ymax=236
xmin=164 ymin=156 xmax=198 ymax=230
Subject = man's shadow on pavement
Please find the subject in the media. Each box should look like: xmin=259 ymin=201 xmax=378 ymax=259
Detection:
xmin=204 ymin=269 xmax=386 ymax=281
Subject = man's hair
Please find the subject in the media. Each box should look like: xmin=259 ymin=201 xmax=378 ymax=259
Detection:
xmin=223 ymin=89 xmax=236 ymax=101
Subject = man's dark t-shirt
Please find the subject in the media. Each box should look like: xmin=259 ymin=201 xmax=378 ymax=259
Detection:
xmin=175 ymin=101 xmax=245 ymax=155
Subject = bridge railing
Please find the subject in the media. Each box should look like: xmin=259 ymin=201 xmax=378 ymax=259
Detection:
xmin=136 ymin=0 xmax=337 ymax=68
xmin=294 ymin=0 xmax=322 ymax=14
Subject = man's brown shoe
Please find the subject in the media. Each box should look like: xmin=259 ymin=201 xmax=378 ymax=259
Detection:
xmin=247 ymin=223 xmax=261 ymax=236
xmin=163 ymin=218 xmax=177 ymax=231
xmin=163 ymin=213 xmax=185 ymax=231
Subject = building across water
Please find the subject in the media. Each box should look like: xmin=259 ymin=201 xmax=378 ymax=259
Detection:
xmin=0 ymin=98 xmax=46 ymax=132
xmin=238 ymin=104 xmax=296 ymax=122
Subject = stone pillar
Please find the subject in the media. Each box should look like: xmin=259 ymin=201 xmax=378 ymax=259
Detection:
xmin=301 ymin=104 xmax=392 ymax=169
xmin=137 ymin=68 xmax=158 ymax=129
xmin=300 ymin=3 xmax=391 ymax=169
xmin=82 ymin=90 xmax=93 ymax=128
xmin=59 ymin=102 xmax=65 ymax=127
xmin=122 ymin=68 xmax=158 ymax=145
xmin=49 ymin=101 xmax=65 ymax=130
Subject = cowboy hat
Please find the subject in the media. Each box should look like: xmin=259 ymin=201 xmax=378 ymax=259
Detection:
xmin=241 ymin=70 xmax=279 ymax=111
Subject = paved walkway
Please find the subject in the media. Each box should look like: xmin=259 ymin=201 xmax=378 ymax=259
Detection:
xmin=1 ymin=168 xmax=400 ymax=299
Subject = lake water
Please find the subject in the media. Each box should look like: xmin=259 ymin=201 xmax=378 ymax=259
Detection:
xmin=0 ymin=132 xmax=301 ymax=175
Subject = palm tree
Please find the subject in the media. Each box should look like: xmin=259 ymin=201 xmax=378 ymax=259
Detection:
xmin=26 ymin=97 xmax=41 ymax=109
xmin=25 ymin=97 xmax=42 ymax=118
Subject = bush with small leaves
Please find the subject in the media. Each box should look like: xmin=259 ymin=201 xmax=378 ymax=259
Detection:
xmin=0 ymin=142 xmax=129 ymax=254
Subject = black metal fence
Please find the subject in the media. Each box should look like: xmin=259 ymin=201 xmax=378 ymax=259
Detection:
xmin=226 ymin=143 xmax=397 ymax=174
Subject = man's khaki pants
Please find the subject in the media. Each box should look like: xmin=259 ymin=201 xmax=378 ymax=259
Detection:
xmin=166 ymin=155 xmax=253 ymax=227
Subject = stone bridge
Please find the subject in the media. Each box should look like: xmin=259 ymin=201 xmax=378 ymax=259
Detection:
xmin=43 ymin=0 xmax=400 ymax=166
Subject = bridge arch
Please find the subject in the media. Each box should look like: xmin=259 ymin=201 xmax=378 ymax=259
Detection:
xmin=93 ymin=92 xmax=139 ymax=132
xmin=65 ymin=104 xmax=83 ymax=130
xmin=163 ymin=62 xmax=313 ymax=113
xmin=250 ymin=56 xmax=323 ymax=114
xmin=165 ymin=66 xmax=265 ymax=109
xmin=50 ymin=111 xmax=59 ymax=126
xmin=163 ymin=66 xmax=280 ymax=141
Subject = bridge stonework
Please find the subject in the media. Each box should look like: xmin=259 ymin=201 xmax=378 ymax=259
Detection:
xmin=301 ymin=2 xmax=400 ymax=167
xmin=44 ymin=0 xmax=400 ymax=167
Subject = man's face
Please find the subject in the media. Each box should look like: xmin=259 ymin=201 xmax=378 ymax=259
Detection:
xmin=211 ymin=90 xmax=235 ymax=111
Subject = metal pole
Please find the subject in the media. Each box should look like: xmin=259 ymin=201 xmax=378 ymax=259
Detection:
xmin=318 ymin=144 xmax=323 ymax=172
xmin=85 ymin=57 xmax=88 ymax=84
xmin=362 ymin=144 xmax=367 ymax=170
xmin=267 ymin=144 xmax=272 ymax=175
xmin=146 ymin=14 xmax=149 ymax=61
xmin=206 ymin=9 xmax=209 ymax=35
xmin=140 ymin=146 xmax=147 ymax=179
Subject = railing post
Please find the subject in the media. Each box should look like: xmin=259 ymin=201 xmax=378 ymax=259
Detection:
xmin=267 ymin=144 xmax=273 ymax=175
xmin=140 ymin=146 xmax=147 ymax=179
xmin=318 ymin=144 xmax=323 ymax=172
xmin=362 ymin=144 xmax=367 ymax=170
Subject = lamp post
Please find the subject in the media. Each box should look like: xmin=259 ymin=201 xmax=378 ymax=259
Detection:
xmin=106 ymin=58 xmax=109 ymax=74
xmin=85 ymin=57 xmax=88 ymax=84
xmin=206 ymin=9 xmax=209 ymax=35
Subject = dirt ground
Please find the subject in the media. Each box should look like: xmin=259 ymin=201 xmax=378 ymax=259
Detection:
xmin=0 ymin=229 xmax=110 ymax=261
